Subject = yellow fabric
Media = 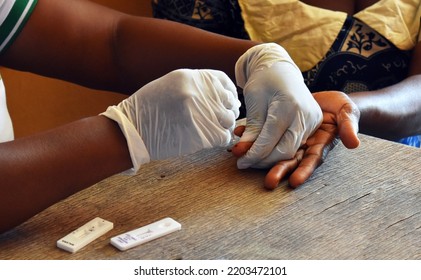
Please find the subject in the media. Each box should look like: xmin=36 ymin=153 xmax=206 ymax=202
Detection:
xmin=354 ymin=0 xmax=421 ymax=47
xmin=238 ymin=0 xmax=421 ymax=71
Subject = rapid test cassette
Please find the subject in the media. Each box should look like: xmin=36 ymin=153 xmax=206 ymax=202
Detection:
xmin=56 ymin=217 xmax=114 ymax=253
xmin=110 ymin=217 xmax=181 ymax=251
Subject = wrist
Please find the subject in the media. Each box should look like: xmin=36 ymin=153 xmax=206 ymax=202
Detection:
xmin=100 ymin=106 xmax=150 ymax=174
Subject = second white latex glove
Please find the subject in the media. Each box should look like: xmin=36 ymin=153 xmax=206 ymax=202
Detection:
xmin=235 ymin=43 xmax=323 ymax=169
xmin=102 ymin=69 xmax=240 ymax=174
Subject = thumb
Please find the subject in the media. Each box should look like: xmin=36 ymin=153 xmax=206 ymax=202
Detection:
xmin=338 ymin=104 xmax=360 ymax=149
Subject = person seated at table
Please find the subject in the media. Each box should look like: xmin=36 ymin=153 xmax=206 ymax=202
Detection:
xmin=153 ymin=0 xmax=421 ymax=185
xmin=0 ymin=0 xmax=362 ymax=234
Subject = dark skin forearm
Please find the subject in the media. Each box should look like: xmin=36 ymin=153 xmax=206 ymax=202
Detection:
xmin=0 ymin=0 xmax=255 ymax=94
xmin=111 ymin=16 xmax=252 ymax=93
xmin=349 ymin=42 xmax=421 ymax=141
xmin=0 ymin=116 xmax=132 ymax=233
xmin=350 ymin=74 xmax=421 ymax=140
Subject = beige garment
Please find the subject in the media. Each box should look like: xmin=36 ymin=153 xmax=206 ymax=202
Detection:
xmin=355 ymin=0 xmax=421 ymax=48
xmin=238 ymin=0 xmax=421 ymax=71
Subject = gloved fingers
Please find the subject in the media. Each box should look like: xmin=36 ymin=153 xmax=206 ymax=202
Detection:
xmin=237 ymin=114 xmax=263 ymax=143
xmin=237 ymin=100 xmax=295 ymax=169
xmin=240 ymin=98 xmax=322 ymax=169
xmin=214 ymin=107 xmax=237 ymax=131
xmin=248 ymin=128 xmax=301 ymax=169
xmin=187 ymin=70 xmax=240 ymax=146
xmin=201 ymin=70 xmax=241 ymax=120
xmin=196 ymin=85 xmax=238 ymax=130
xmin=217 ymin=127 xmax=235 ymax=146
xmin=205 ymin=69 xmax=238 ymax=98
xmin=235 ymin=95 xmax=266 ymax=143
xmin=188 ymin=116 xmax=234 ymax=151
xmin=215 ymin=87 xmax=241 ymax=123
xmin=195 ymin=71 xmax=240 ymax=131
xmin=248 ymin=102 xmax=322 ymax=169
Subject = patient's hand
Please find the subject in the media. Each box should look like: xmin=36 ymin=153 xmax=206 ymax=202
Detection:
xmin=232 ymin=91 xmax=360 ymax=189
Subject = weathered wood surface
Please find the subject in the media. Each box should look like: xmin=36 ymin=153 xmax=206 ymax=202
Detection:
xmin=1 ymin=134 xmax=420 ymax=260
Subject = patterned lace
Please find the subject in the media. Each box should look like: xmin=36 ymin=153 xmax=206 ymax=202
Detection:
xmin=152 ymin=0 xmax=249 ymax=39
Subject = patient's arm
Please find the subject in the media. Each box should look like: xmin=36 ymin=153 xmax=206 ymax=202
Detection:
xmin=349 ymin=41 xmax=421 ymax=140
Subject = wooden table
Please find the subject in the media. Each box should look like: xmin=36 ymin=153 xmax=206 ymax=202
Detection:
xmin=1 ymin=134 xmax=420 ymax=260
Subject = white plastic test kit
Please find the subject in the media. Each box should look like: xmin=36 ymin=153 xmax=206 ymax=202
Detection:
xmin=56 ymin=217 xmax=114 ymax=253
xmin=110 ymin=217 xmax=181 ymax=251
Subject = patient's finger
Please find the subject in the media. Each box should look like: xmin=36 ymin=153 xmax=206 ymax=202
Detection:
xmin=288 ymin=145 xmax=323 ymax=188
xmin=289 ymin=137 xmax=339 ymax=188
xmin=231 ymin=141 xmax=253 ymax=157
xmin=264 ymin=149 xmax=304 ymax=190
xmin=234 ymin=125 xmax=246 ymax=137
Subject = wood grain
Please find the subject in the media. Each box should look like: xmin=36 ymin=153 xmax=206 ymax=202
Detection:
xmin=1 ymin=134 xmax=420 ymax=259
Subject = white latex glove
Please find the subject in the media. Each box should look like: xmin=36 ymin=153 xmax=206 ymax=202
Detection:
xmin=102 ymin=69 xmax=240 ymax=174
xmin=235 ymin=43 xmax=323 ymax=169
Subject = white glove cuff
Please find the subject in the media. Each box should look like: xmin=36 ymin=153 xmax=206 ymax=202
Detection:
xmin=235 ymin=43 xmax=299 ymax=88
xmin=101 ymin=106 xmax=150 ymax=175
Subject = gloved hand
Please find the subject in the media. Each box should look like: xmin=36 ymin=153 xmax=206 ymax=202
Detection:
xmin=234 ymin=43 xmax=323 ymax=169
xmin=101 ymin=69 xmax=240 ymax=174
